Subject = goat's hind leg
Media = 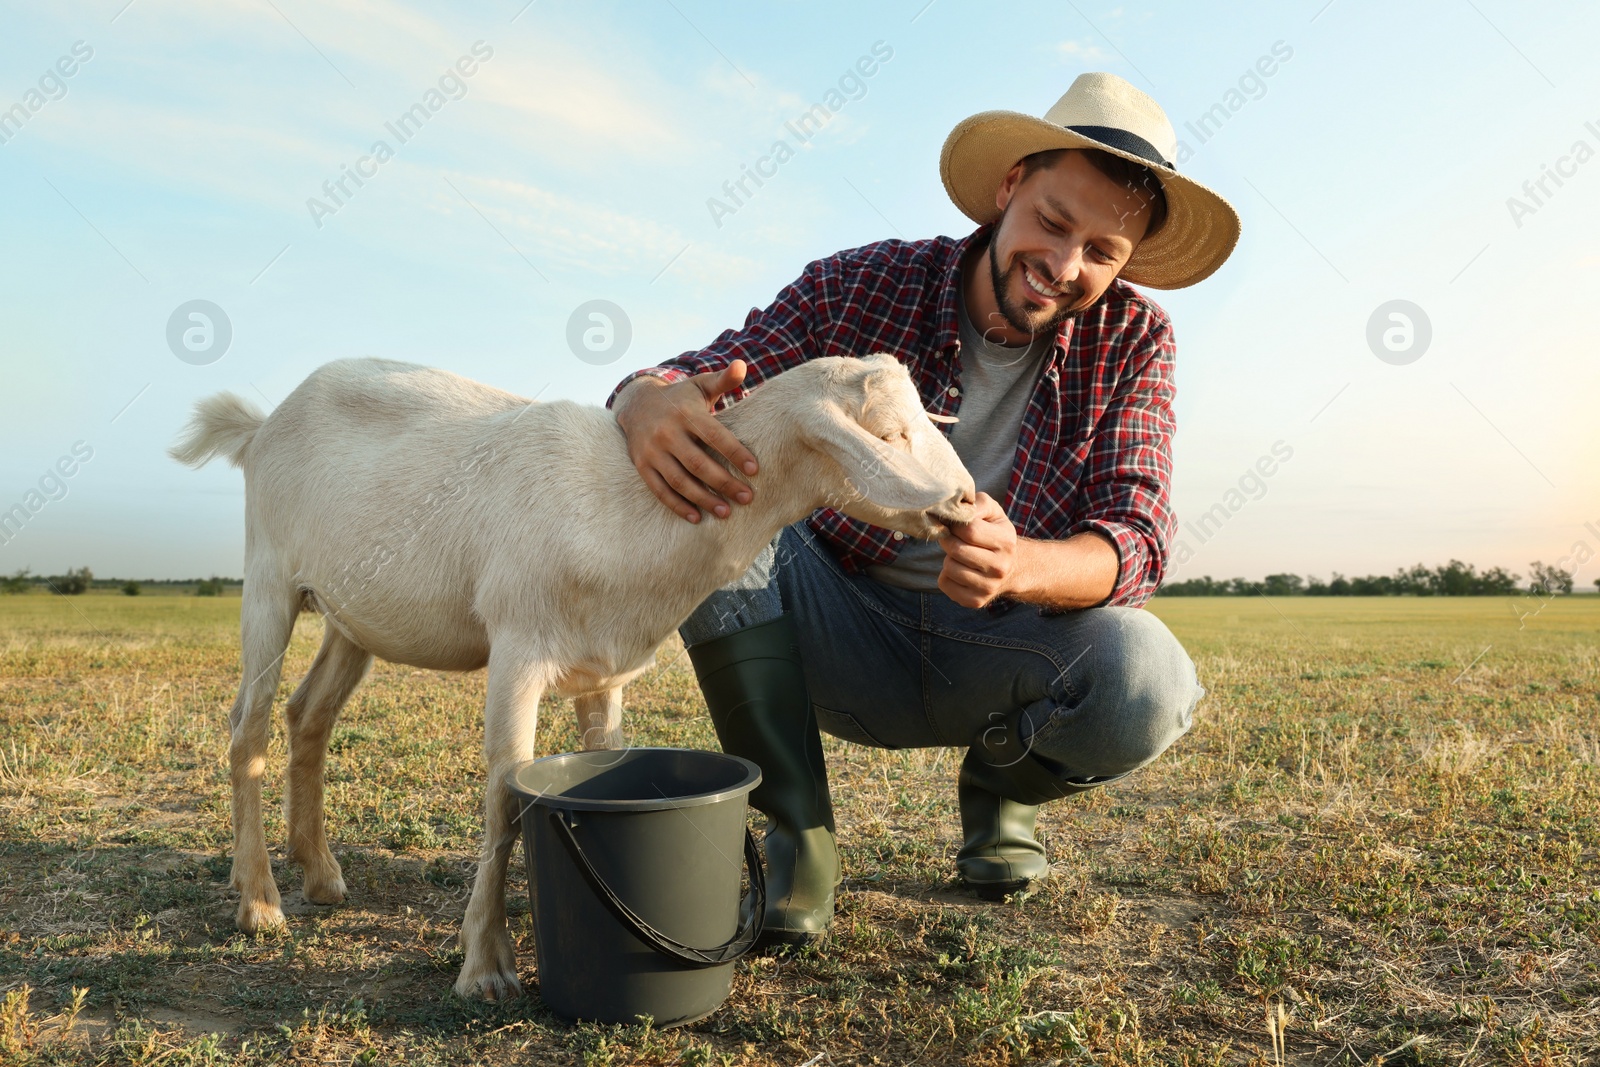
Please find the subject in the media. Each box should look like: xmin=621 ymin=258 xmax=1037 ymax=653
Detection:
xmin=283 ymin=624 xmax=372 ymax=905
xmin=229 ymin=578 xmax=299 ymax=934
xmin=574 ymin=686 xmax=624 ymax=750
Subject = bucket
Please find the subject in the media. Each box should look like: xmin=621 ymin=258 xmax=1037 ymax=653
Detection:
xmin=507 ymin=748 xmax=765 ymax=1026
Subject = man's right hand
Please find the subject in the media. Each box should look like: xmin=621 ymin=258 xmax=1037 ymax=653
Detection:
xmin=612 ymin=359 xmax=761 ymax=524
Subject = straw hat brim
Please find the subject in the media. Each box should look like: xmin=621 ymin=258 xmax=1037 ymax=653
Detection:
xmin=941 ymin=110 xmax=1240 ymax=290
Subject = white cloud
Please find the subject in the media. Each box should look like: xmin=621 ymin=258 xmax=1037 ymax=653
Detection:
xmin=34 ymin=0 xmax=699 ymax=190
xmin=437 ymin=172 xmax=765 ymax=288
xmin=34 ymin=97 xmax=336 ymax=213
xmin=466 ymin=50 xmax=689 ymax=159
xmin=1055 ymin=39 xmax=1107 ymax=62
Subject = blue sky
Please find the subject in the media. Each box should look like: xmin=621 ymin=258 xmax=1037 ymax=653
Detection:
xmin=1 ymin=0 xmax=1596 ymax=585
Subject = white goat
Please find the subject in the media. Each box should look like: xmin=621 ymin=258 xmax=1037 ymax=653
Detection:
xmin=169 ymin=353 xmax=976 ymax=1000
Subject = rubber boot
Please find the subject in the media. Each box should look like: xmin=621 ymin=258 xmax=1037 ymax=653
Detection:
xmin=956 ymin=708 xmax=1122 ymax=898
xmin=685 ymin=611 xmax=840 ymax=949
xmin=955 ymin=772 xmax=1048 ymax=900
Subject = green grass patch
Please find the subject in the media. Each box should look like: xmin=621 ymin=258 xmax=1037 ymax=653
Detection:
xmin=1 ymin=595 xmax=1597 ymax=1063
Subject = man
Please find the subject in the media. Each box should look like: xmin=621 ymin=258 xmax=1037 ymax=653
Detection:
xmin=606 ymin=73 xmax=1240 ymax=947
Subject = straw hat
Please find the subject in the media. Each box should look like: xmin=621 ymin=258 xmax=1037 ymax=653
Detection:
xmin=940 ymin=72 xmax=1240 ymax=289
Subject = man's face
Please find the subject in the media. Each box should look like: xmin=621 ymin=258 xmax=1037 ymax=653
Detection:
xmin=983 ymin=150 xmax=1156 ymax=339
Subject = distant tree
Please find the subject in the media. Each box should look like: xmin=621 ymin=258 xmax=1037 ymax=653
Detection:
xmin=1349 ymin=574 xmax=1393 ymax=595
xmin=122 ymin=581 xmax=141 ymax=596
xmin=195 ymin=576 xmax=223 ymax=597
xmin=1392 ymin=563 xmax=1434 ymax=595
xmin=1157 ymin=561 xmax=1536 ymax=597
xmin=1527 ymin=561 xmax=1573 ymax=596
xmin=1 ymin=567 xmax=31 ymax=594
xmin=1263 ymin=573 xmax=1304 ymax=596
xmin=1476 ymin=567 xmax=1520 ymax=596
xmin=1431 ymin=559 xmax=1478 ymax=596
xmin=50 ymin=566 xmax=93 ymax=595
xmin=1157 ymin=575 xmax=1227 ymax=596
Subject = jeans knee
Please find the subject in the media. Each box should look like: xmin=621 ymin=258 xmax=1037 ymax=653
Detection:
xmin=1027 ymin=608 xmax=1202 ymax=777
xmin=1099 ymin=609 xmax=1200 ymax=770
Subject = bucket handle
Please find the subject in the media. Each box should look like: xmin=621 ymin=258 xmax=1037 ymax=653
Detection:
xmin=549 ymin=809 xmax=765 ymax=969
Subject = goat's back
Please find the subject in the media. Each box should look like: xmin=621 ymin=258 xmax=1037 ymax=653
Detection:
xmin=242 ymin=358 xmax=632 ymax=670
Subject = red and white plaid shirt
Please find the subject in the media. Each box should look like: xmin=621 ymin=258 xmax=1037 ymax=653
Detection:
xmin=606 ymin=223 xmax=1178 ymax=613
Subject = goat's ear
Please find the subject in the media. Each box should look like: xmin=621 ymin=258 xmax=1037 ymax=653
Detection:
xmin=806 ymin=400 xmax=949 ymax=511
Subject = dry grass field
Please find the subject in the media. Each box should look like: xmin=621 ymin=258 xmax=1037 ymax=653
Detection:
xmin=1 ymin=592 xmax=1596 ymax=1065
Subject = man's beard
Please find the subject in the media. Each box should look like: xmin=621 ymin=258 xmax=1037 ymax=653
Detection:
xmin=985 ymin=213 xmax=1089 ymax=340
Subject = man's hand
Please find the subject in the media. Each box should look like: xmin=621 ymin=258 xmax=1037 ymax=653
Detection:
xmin=936 ymin=491 xmax=1019 ymax=609
xmin=936 ymin=496 xmax=1120 ymax=611
xmin=613 ymin=359 xmax=761 ymax=523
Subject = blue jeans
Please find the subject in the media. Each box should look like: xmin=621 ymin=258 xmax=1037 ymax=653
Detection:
xmin=679 ymin=521 xmax=1203 ymax=785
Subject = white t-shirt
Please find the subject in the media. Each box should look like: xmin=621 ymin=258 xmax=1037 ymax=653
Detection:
xmin=864 ymin=281 xmax=1050 ymax=593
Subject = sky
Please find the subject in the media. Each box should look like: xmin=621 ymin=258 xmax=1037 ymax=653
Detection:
xmin=1 ymin=0 xmax=1596 ymax=586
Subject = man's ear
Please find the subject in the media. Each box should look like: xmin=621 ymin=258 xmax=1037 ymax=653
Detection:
xmin=806 ymin=398 xmax=948 ymax=511
xmin=995 ymin=161 xmax=1027 ymax=213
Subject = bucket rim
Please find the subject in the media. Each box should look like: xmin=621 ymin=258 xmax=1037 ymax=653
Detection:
xmin=504 ymin=747 xmax=762 ymax=813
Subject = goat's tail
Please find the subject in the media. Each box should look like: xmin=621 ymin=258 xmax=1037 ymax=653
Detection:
xmin=168 ymin=392 xmax=267 ymax=469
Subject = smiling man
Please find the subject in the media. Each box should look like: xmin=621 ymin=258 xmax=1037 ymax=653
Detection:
xmin=607 ymin=73 xmax=1240 ymax=946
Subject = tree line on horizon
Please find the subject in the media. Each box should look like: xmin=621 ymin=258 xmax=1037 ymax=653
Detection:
xmin=1157 ymin=559 xmax=1590 ymax=597
xmin=2 ymin=561 xmax=1591 ymax=601
xmin=1 ymin=567 xmax=239 ymax=596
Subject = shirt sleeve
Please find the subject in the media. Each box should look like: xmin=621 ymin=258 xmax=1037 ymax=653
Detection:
xmin=605 ymin=256 xmax=830 ymax=411
xmin=1054 ymin=315 xmax=1178 ymax=611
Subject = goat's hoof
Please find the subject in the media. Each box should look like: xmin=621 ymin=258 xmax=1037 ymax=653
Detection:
xmin=455 ymin=933 xmax=523 ymax=1001
xmin=301 ymin=855 xmax=347 ymax=904
xmin=303 ymin=873 xmax=347 ymax=905
xmin=236 ymin=897 xmax=286 ymax=934
xmin=454 ymin=964 xmax=524 ymax=1002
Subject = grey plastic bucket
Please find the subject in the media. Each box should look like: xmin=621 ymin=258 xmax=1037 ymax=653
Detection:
xmin=507 ymin=748 xmax=765 ymax=1027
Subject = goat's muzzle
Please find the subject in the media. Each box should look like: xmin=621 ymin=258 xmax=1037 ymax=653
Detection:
xmin=930 ymin=486 xmax=979 ymax=530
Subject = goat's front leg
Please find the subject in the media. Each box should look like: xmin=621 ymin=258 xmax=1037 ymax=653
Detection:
xmin=574 ymin=686 xmax=624 ymax=750
xmin=455 ymin=645 xmax=548 ymax=1001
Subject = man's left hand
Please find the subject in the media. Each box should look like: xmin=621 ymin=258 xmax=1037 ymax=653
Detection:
xmin=936 ymin=491 xmax=1021 ymax=609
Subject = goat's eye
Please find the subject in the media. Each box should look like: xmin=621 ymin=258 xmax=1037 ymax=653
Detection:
xmin=881 ymin=431 xmax=909 ymax=446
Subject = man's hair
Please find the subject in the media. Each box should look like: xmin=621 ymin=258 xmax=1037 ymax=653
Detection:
xmin=1016 ymin=147 xmax=1169 ymax=241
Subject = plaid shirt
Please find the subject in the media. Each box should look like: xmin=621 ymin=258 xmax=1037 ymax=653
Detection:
xmin=605 ymin=223 xmax=1178 ymax=612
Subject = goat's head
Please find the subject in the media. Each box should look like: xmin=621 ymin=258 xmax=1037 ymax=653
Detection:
xmin=796 ymin=353 xmax=978 ymax=540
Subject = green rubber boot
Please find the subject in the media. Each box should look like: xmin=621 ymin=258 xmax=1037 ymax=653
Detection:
xmin=685 ymin=612 xmax=840 ymax=949
xmin=955 ymin=771 xmax=1048 ymax=900
xmin=956 ymin=709 xmax=1123 ymax=898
